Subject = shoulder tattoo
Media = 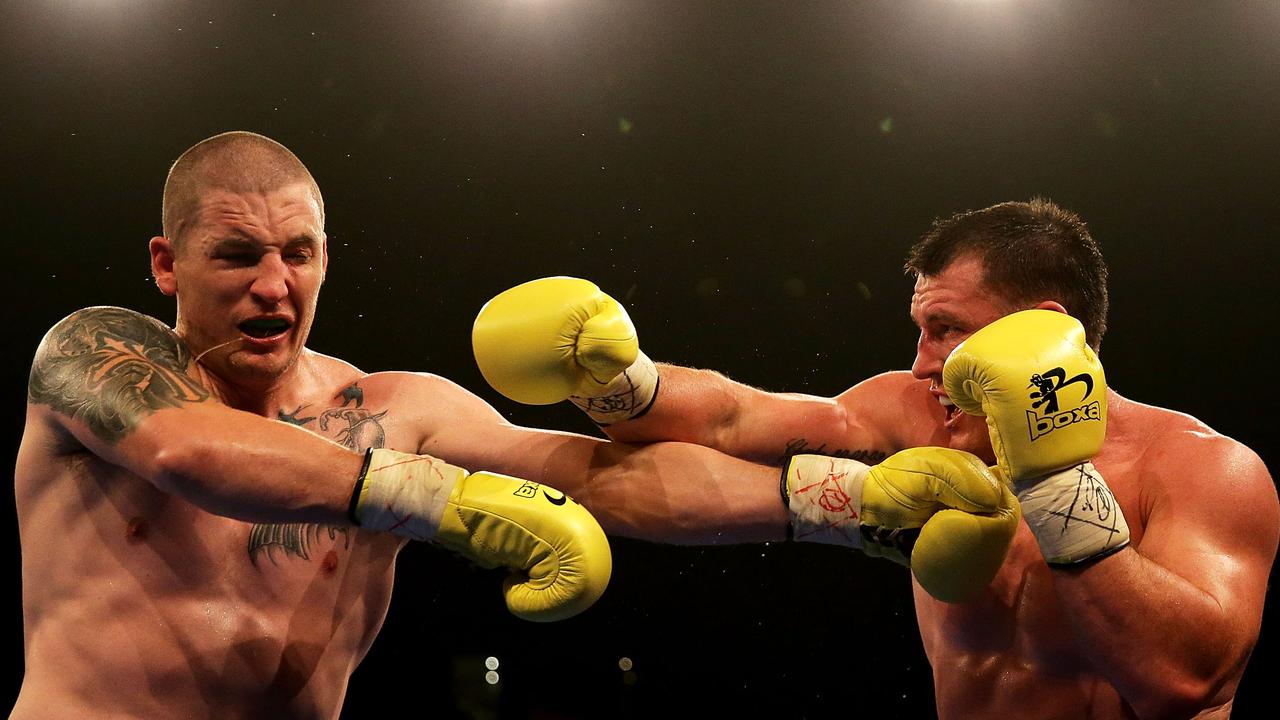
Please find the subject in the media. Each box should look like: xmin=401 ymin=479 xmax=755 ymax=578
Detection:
xmin=28 ymin=307 xmax=209 ymax=444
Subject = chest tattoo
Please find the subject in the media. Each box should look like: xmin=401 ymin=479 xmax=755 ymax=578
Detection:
xmin=248 ymin=382 xmax=388 ymax=566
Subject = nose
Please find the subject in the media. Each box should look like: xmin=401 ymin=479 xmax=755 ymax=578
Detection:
xmin=910 ymin=331 xmax=944 ymax=381
xmin=249 ymin=253 xmax=289 ymax=305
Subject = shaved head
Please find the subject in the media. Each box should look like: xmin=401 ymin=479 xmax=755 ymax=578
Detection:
xmin=161 ymin=131 xmax=323 ymax=248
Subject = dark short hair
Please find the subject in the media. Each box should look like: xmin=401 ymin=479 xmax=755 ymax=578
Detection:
xmin=904 ymin=198 xmax=1109 ymax=349
xmin=161 ymin=131 xmax=323 ymax=249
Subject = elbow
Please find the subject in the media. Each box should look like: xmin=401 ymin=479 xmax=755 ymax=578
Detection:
xmin=1130 ymin=664 xmax=1237 ymax=719
xmin=1132 ymin=685 xmax=1213 ymax=720
xmin=150 ymin=440 xmax=208 ymax=497
xmin=826 ymin=400 xmax=851 ymax=438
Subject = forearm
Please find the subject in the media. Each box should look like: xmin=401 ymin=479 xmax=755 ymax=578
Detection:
xmin=606 ymin=365 xmax=847 ymax=464
xmin=439 ymin=423 xmax=790 ymax=545
xmin=409 ymin=381 xmax=790 ymax=546
xmin=1052 ymin=549 xmax=1242 ymax=717
xmin=120 ymin=403 xmax=364 ymax=525
xmin=603 ymin=364 xmax=742 ymax=446
xmin=573 ymin=440 xmax=789 ymax=544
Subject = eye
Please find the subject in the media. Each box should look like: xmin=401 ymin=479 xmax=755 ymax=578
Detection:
xmin=286 ymin=249 xmax=314 ymax=264
xmin=927 ymin=323 xmax=953 ymax=340
xmin=217 ymin=252 xmax=258 ymax=265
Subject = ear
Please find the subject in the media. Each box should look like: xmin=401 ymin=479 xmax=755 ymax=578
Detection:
xmin=150 ymin=236 xmax=178 ymax=296
xmin=1031 ymin=300 xmax=1069 ymax=314
xmin=321 ymin=235 xmax=329 ymax=283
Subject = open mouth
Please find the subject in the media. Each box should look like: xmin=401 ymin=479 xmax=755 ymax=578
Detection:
xmin=238 ymin=318 xmax=292 ymax=339
xmin=938 ymin=395 xmax=962 ymax=425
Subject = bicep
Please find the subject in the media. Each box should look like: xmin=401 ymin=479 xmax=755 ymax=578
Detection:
xmin=735 ymin=370 xmax=928 ymax=464
xmin=610 ymin=365 xmax=904 ymax=465
xmin=411 ymin=373 xmax=604 ymax=481
xmin=1136 ymin=440 xmax=1279 ymax=636
xmin=28 ymin=306 xmax=214 ymax=460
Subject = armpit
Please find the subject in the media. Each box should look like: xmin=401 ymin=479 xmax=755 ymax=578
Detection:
xmin=28 ymin=306 xmax=210 ymax=444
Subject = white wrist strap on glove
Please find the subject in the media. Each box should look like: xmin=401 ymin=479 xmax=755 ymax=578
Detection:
xmin=569 ymin=351 xmax=660 ymax=425
xmin=1016 ymin=462 xmax=1131 ymax=565
xmin=351 ymin=448 xmax=457 ymax=541
xmin=782 ymin=454 xmax=869 ymax=548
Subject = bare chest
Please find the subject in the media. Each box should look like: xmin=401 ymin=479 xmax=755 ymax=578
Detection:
xmin=918 ymin=458 xmax=1147 ymax=672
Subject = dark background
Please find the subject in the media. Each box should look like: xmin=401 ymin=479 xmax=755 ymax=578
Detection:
xmin=2 ymin=1 xmax=1277 ymax=717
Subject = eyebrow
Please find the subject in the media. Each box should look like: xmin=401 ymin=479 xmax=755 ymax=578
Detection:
xmin=910 ymin=308 xmax=966 ymax=328
xmin=285 ymin=235 xmax=321 ymax=250
xmin=207 ymin=235 xmax=320 ymax=254
xmin=207 ymin=236 xmax=259 ymax=254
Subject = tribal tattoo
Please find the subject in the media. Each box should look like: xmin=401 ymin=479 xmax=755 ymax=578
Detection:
xmin=248 ymin=523 xmax=351 ymax=567
xmin=28 ymin=307 xmax=209 ymax=444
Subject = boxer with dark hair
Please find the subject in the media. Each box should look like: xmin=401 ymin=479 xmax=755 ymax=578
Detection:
xmin=478 ymin=198 xmax=1279 ymax=719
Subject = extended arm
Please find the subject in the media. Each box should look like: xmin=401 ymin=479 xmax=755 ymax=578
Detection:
xmin=406 ymin=372 xmax=1019 ymax=602
xmin=604 ymin=363 xmax=854 ymax=463
xmin=404 ymin=371 xmax=789 ymax=544
xmin=471 ymin=277 xmax=908 ymax=463
xmin=28 ymin=306 xmax=613 ymax=621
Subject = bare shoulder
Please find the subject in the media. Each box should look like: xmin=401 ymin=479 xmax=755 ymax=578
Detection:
xmin=357 ymin=370 xmax=467 ymax=398
xmin=302 ymin=348 xmax=365 ymax=379
xmin=358 ymin=371 xmax=504 ymax=420
xmin=28 ymin=306 xmax=210 ymax=444
xmin=841 ymin=369 xmax=929 ymax=396
xmin=31 ymin=306 xmax=184 ymax=372
xmin=835 ymin=370 xmax=941 ymax=448
xmin=1122 ymin=398 xmax=1277 ymax=520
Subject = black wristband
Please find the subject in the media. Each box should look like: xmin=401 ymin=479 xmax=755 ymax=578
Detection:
xmin=347 ymin=448 xmax=375 ymax=526
xmin=628 ymin=374 xmax=660 ymax=421
xmin=1047 ymin=537 xmax=1131 ymax=570
xmin=779 ymin=461 xmax=794 ymax=542
xmin=592 ymin=375 xmax=662 ymax=428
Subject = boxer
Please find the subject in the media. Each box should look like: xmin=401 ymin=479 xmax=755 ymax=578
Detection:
xmin=475 ymin=199 xmax=1279 ymax=718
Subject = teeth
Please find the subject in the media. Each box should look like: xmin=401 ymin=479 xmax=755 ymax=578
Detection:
xmin=240 ymin=319 xmax=290 ymax=338
xmin=938 ymin=396 xmax=955 ymax=408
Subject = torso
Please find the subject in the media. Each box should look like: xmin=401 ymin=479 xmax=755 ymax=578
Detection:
xmin=13 ymin=356 xmax=427 ymax=720
xmin=864 ymin=372 xmax=1235 ymax=719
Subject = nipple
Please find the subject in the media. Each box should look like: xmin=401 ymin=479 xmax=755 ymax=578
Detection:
xmin=321 ymin=550 xmax=339 ymax=575
xmin=125 ymin=517 xmax=148 ymax=544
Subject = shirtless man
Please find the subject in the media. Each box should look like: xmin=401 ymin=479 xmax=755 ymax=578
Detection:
xmin=475 ymin=199 xmax=1280 ymax=718
xmin=14 ymin=131 xmax=1018 ymax=719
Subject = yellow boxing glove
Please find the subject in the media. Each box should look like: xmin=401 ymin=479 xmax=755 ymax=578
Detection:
xmin=352 ymin=448 xmax=612 ymax=622
xmin=943 ymin=309 xmax=1129 ymax=565
xmin=783 ymin=447 xmax=1020 ymax=603
xmin=472 ymin=277 xmax=658 ymax=424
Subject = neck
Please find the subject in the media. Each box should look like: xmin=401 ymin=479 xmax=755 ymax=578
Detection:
xmin=187 ymin=345 xmax=319 ymax=418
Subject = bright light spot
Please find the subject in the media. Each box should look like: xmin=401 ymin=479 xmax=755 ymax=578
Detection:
xmin=879 ymin=117 xmax=894 ymax=133
xmin=484 ymin=670 xmax=499 ymax=685
xmin=618 ymin=657 xmax=633 ymax=671
xmin=484 ymin=656 xmax=500 ymax=670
